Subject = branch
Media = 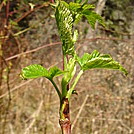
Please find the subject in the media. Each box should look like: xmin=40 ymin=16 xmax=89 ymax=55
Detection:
xmin=5 ymin=37 xmax=133 ymax=62
xmin=5 ymin=42 xmax=61 ymax=61
xmin=0 ymin=79 xmax=33 ymax=99
xmin=15 ymin=2 xmax=50 ymax=23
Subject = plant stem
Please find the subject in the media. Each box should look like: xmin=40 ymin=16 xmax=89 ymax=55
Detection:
xmin=59 ymin=70 xmax=83 ymax=134
xmin=66 ymin=70 xmax=83 ymax=100
xmin=50 ymin=79 xmax=61 ymax=101
xmin=61 ymin=54 xmax=68 ymax=98
xmin=59 ymin=98 xmax=71 ymax=134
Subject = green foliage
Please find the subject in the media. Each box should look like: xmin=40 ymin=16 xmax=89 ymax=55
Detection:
xmin=82 ymin=10 xmax=105 ymax=29
xmin=55 ymin=1 xmax=74 ymax=55
xmin=21 ymin=64 xmax=49 ymax=79
xmin=74 ymin=0 xmax=82 ymax=4
xmin=21 ymin=64 xmax=64 ymax=80
xmin=55 ymin=0 xmax=105 ymax=55
xmin=20 ymin=0 xmax=127 ymax=102
xmin=77 ymin=50 xmax=128 ymax=75
xmin=69 ymin=1 xmax=105 ymax=28
xmin=49 ymin=66 xmax=65 ymax=79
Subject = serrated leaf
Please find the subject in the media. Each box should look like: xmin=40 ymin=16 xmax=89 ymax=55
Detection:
xmin=21 ymin=64 xmax=65 ymax=80
xmin=21 ymin=64 xmax=49 ymax=79
xmin=77 ymin=50 xmax=100 ymax=67
xmin=77 ymin=53 xmax=90 ymax=67
xmin=69 ymin=2 xmax=81 ymax=11
xmin=77 ymin=50 xmax=128 ymax=75
xmin=74 ymin=0 xmax=82 ymax=4
xmin=83 ymin=10 xmax=105 ymax=29
xmin=49 ymin=66 xmax=65 ymax=79
xmin=74 ymin=13 xmax=83 ymax=24
xmin=55 ymin=1 xmax=75 ymax=55
xmin=82 ymin=4 xmax=95 ymax=10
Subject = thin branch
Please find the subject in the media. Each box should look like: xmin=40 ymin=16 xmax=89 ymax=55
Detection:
xmin=5 ymin=0 xmax=10 ymax=25
xmin=99 ymin=26 xmax=134 ymax=36
xmin=5 ymin=42 xmax=61 ymax=61
xmin=15 ymin=2 xmax=50 ymax=23
xmin=5 ymin=36 xmax=133 ymax=62
xmin=0 ymin=79 xmax=33 ymax=99
xmin=1 ymin=57 xmax=11 ymax=134
xmin=2 ymin=56 xmax=11 ymax=100
xmin=0 ymin=0 xmax=5 ymax=11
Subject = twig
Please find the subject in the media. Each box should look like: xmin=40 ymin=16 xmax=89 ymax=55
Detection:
xmin=0 ymin=79 xmax=33 ymax=99
xmin=5 ymin=0 xmax=10 ymax=25
xmin=15 ymin=2 xmax=50 ymax=23
xmin=5 ymin=36 xmax=133 ymax=62
xmin=71 ymin=95 xmax=89 ymax=130
xmin=5 ymin=42 xmax=61 ymax=61
xmin=2 ymin=56 xmax=11 ymax=100
xmin=0 ymin=0 xmax=5 ymax=11
xmin=1 ymin=56 xmax=11 ymax=134
xmin=99 ymin=26 xmax=134 ymax=36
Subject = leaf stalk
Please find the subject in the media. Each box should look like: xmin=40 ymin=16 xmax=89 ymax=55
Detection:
xmin=66 ymin=70 xmax=83 ymax=100
xmin=50 ymin=79 xmax=62 ymax=101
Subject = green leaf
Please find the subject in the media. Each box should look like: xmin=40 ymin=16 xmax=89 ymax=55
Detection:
xmin=74 ymin=0 xmax=82 ymax=4
xmin=82 ymin=4 xmax=95 ymax=10
xmin=77 ymin=50 xmax=128 ymax=75
xmin=55 ymin=1 xmax=75 ymax=55
xmin=49 ymin=66 xmax=65 ymax=79
xmin=21 ymin=64 xmax=49 ymax=79
xmin=74 ymin=13 xmax=83 ymax=24
xmin=21 ymin=64 xmax=65 ymax=80
xmin=69 ymin=2 xmax=81 ymax=11
xmin=83 ymin=10 xmax=105 ymax=29
xmin=77 ymin=50 xmax=100 ymax=67
xmin=77 ymin=53 xmax=90 ymax=67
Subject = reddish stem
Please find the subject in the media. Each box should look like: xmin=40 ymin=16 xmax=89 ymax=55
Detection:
xmin=59 ymin=98 xmax=71 ymax=134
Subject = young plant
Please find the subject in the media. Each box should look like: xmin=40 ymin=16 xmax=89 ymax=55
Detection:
xmin=20 ymin=0 xmax=127 ymax=134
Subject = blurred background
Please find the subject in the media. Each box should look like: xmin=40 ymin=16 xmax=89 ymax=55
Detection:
xmin=0 ymin=0 xmax=134 ymax=134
